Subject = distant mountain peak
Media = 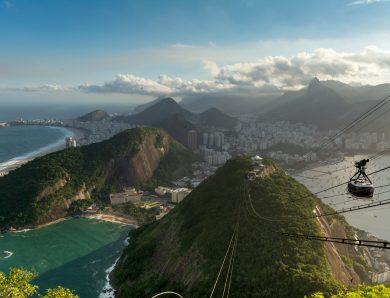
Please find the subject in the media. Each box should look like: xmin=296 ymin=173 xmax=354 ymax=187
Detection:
xmin=77 ymin=110 xmax=109 ymax=122
xmin=307 ymin=77 xmax=329 ymax=95
xmin=310 ymin=77 xmax=320 ymax=84
xmin=308 ymin=77 xmax=322 ymax=89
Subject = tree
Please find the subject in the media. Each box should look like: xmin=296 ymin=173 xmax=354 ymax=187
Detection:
xmin=39 ymin=286 xmax=78 ymax=298
xmin=0 ymin=268 xmax=78 ymax=298
xmin=308 ymin=285 xmax=390 ymax=298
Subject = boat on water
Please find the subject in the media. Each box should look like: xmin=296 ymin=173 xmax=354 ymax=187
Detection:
xmin=1 ymin=250 xmax=13 ymax=259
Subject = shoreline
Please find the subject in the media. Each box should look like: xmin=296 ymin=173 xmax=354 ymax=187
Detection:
xmin=3 ymin=213 xmax=139 ymax=234
xmin=0 ymin=125 xmax=87 ymax=175
xmin=79 ymin=213 xmax=139 ymax=227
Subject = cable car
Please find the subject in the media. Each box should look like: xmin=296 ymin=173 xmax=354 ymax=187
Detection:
xmin=347 ymin=159 xmax=374 ymax=198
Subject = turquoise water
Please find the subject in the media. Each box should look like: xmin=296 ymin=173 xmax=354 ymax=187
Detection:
xmin=0 ymin=125 xmax=73 ymax=170
xmin=0 ymin=218 xmax=132 ymax=297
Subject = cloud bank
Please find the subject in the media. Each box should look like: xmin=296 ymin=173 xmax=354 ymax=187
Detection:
xmin=349 ymin=0 xmax=390 ymax=5
xmin=78 ymin=47 xmax=390 ymax=97
xmin=9 ymin=84 xmax=71 ymax=93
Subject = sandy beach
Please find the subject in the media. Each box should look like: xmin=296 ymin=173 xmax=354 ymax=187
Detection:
xmin=7 ymin=213 xmax=137 ymax=234
xmin=36 ymin=218 xmax=69 ymax=229
xmin=80 ymin=213 xmax=139 ymax=227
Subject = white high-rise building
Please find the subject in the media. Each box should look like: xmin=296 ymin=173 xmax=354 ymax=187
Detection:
xmin=65 ymin=137 xmax=77 ymax=148
xmin=203 ymin=133 xmax=209 ymax=146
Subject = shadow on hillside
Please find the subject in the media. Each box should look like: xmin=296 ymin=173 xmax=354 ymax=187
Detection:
xmin=34 ymin=237 xmax=126 ymax=298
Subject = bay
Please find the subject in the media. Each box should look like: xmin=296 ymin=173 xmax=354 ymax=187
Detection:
xmin=0 ymin=218 xmax=131 ymax=297
xmin=294 ymin=155 xmax=390 ymax=241
xmin=0 ymin=125 xmax=73 ymax=171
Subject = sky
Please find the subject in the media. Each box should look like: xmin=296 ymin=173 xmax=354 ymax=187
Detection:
xmin=1 ymin=0 xmax=390 ymax=105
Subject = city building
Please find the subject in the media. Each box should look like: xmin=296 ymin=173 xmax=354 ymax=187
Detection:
xmin=171 ymin=188 xmax=191 ymax=203
xmin=187 ymin=130 xmax=198 ymax=151
xmin=65 ymin=136 xmax=77 ymax=148
xmin=203 ymin=132 xmax=209 ymax=146
xmin=109 ymin=187 xmax=143 ymax=205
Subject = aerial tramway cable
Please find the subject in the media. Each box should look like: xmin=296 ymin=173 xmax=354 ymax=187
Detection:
xmin=294 ymin=94 xmax=390 ymax=177
xmin=280 ymin=232 xmax=390 ymax=249
xmin=310 ymin=197 xmax=390 ymax=218
xmin=306 ymin=94 xmax=390 ymax=159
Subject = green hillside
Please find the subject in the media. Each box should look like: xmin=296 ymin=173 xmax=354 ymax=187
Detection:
xmin=0 ymin=127 xmax=194 ymax=230
xmin=111 ymin=157 xmax=354 ymax=297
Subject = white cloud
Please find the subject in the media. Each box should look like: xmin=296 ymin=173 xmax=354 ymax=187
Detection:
xmin=170 ymin=43 xmax=194 ymax=49
xmin=21 ymin=84 xmax=71 ymax=92
xmin=79 ymin=74 xmax=173 ymax=96
xmin=4 ymin=1 xmax=14 ymax=8
xmin=78 ymin=47 xmax=390 ymax=97
xmin=349 ymin=0 xmax=390 ymax=5
xmin=209 ymin=46 xmax=390 ymax=89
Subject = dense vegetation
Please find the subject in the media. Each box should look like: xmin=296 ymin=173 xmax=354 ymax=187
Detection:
xmin=308 ymin=285 xmax=390 ymax=297
xmin=112 ymin=202 xmax=155 ymax=224
xmin=0 ymin=128 xmax=193 ymax=230
xmin=0 ymin=268 xmax=78 ymax=298
xmin=112 ymin=157 xmax=348 ymax=297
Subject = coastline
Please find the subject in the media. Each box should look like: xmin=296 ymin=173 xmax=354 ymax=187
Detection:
xmin=80 ymin=213 xmax=139 ymax=227
xmin=6 ymin=213 xmax=139 ymax=234
xmin=0 ymin=125 xmax=87 ymax=175
xmin=35 ymin=218 xmax=69 ymax=229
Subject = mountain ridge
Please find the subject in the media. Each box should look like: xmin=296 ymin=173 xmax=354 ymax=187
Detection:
xmin=111 ymin=157 xmax=368 ymax=297
xmin=0 ymin=127 xmax=194 ymax=230
xmin=113 ymin=97 xmax=238 ymax=129
xmin=77 ymin=109 xmax=110 ymax=122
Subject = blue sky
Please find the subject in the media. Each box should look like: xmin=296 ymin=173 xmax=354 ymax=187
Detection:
xmin=1 ymin=0 xmax=390 ymax=104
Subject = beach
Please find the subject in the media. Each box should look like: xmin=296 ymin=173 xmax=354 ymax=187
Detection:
xmin=80 ymin=213 xmax=139 ymax=227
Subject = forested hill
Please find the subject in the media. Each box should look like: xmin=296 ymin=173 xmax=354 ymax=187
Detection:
xmin=111 ymin=157 xmax=369 ymax=297
xmin=0 ymin=128 xmax=194 ymax=231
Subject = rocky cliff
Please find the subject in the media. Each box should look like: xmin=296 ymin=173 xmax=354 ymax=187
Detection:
xmin=0 ymin=128 xmax=194 ymax=230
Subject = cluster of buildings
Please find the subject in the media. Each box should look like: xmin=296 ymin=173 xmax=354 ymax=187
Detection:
xmin=199 ymin=147 xmax=232 ymax=166
xmin=202 ymin=132 xmax=226 ymax=149
xmin=343 ymin=132 xmax=388 ymax=151
xmin=185 ymin=129 xmax=232 ymax=167
xmin=227 ymin=121 xmax=320 ymax=154
xmin=154 ymin=186 xmax=192 ymax=203
xmin=9 ymin=118 xmax=64 ymax=126
xmin=109 ymin=187 xmax=143 ymax=205
xmin=108 ymin=185 xmax=192 ymax=220
xmin=63 ymin=119 xmax=136 ymax=146
xmin=267 ymin=151 xmax=317 ymax=164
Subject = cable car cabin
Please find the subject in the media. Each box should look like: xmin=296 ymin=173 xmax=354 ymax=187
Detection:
xmin=347 ymin=179 xmax=374 ymax=198
xmin=347 ymin=159 xmax=374 ymax=198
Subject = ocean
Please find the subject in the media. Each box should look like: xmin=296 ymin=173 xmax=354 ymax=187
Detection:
xmin=0 ymin=124 xmax=132 ymax=297
xmin=294 ymin=155 xmax=390 ymax=241
xmin=0 ymin=125 xmax=73 ymax=171
xmin=0 ymin=218 xmax=131 ymax=297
